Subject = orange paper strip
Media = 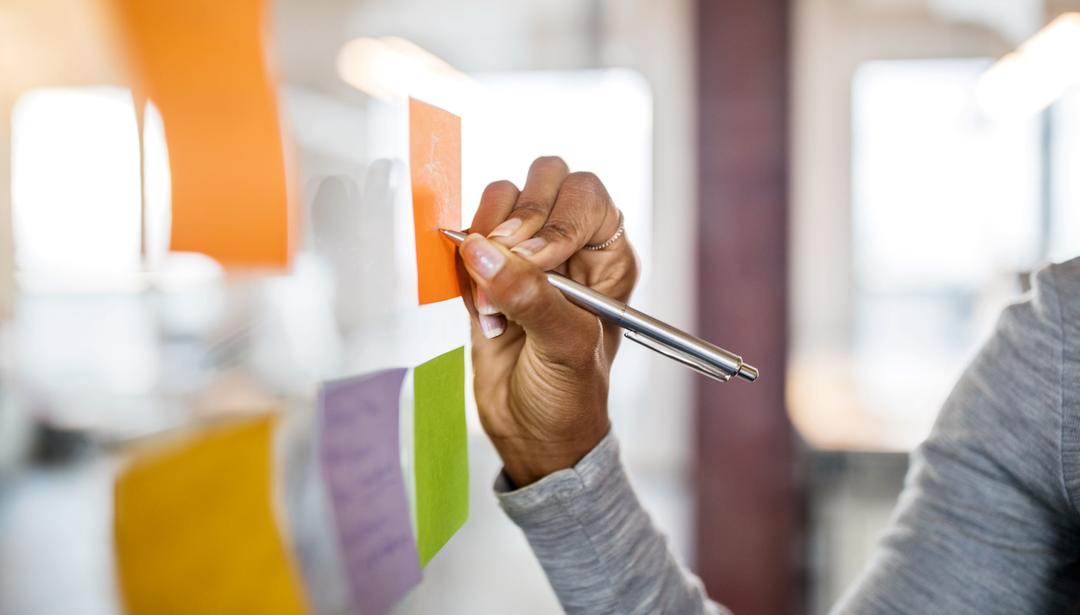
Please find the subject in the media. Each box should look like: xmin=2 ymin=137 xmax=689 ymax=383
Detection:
xmin=111 ymin=0 xmax=292 ymax=268
xmin=409 ymin=98 xmax=462 ymax=305
xmin=114 ymin=417 xmax=309 ymax=615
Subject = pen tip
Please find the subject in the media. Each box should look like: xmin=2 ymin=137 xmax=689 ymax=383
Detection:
xmin=439 ymin=228 xmax=467 ymax=243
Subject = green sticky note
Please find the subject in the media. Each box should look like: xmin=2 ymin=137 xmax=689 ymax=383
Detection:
xmin=414 ymin=346 xmax=468 ymax=566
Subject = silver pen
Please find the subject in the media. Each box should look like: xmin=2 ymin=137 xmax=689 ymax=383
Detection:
xmin=441 ymin=229 xmax=758 ymax=383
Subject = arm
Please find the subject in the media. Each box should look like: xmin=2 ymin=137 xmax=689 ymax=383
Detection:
xmin=834 ymin=263 xmax=1080 ymax=614
xmin=495 ymin=432 xmax=729 ymax=615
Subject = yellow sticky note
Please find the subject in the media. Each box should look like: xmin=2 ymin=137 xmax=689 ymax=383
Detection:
xmin=114 ymin=417 xmax=309 ymax=615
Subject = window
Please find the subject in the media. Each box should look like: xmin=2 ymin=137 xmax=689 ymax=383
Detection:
xmin=1049 ymin=88 xmax=1080 ymax=262
xmin=11 ymin=87 xmax=172 ymax=290
xmin=791 ymin=59 xmax=1046 ymax=451
xmin=850 ymin=59 xmax=1042 ymax=440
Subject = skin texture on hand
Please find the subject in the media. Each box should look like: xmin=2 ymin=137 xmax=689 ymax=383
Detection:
xmin=456 ymin=156 xmax=638 ymax=486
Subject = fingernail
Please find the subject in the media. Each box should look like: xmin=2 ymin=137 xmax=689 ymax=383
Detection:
xmin=463 ymin=234 xmax=506 ymax=280
xmin=488 ymin=218 xmax=522 ymax=238
xmin=479 ymin=314 xmax=506 ymax=339
xmin=511 ymin=237 xmax=547 ymax=258
xmin=475 ymin=288 xmax=500 ymax=315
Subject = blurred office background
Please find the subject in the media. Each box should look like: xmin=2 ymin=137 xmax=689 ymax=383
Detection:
xmin=2 ymin=0 xmax=1080 ymax=613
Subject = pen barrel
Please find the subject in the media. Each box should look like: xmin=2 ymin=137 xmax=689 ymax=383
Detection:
xmin=546 ymin=272 xmax=627 ymax=322
xmin=439 ymin=229 xmax=756 ymax=382
xmin=545 ymin=272 xmax=747 ymax=380
xmin=618 ymin=306 xmax=745 ymax=377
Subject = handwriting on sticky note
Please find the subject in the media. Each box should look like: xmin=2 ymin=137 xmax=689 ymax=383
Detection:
xmin=409 ymin=98 xmax=462 ymax=305
xmin=111 ymin=0 xmax=292 ymax=268
xmin=114 ymin=417 xmax=309 ymax=615
xmin=414 ymin=346 xmax=468 ymax=565
xmin=318 ymin=369 xmax=422 ymax=615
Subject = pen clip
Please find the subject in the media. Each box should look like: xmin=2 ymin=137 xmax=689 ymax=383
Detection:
xmin=623 ymin=330 xmax=735 ymax=383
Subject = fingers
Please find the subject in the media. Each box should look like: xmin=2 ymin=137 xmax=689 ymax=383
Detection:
xmin=471 ymin=180 xmax=519 ymax=235
xmin=464 ymin=160 xmax=636 ymax=348
xmin=469 ymin=157 xmax=566 ymax=336
xmin=467 ymin=180 xmax=519 ymax=331
xmin=487 ymin=156 xmax=569 ymax=247
xmin=455 ymin=251 xmax=506 ymax=340
xmin=510 ymin=171 xmax=621 ymax=272
xmin=460 ymin=234 xmax=600 ymax=365
xmin=510 ymin=171 xmax=636 ymax=306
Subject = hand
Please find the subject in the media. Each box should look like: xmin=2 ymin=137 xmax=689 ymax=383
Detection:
xmin=457 ymin=157 xmax=638 ymax=486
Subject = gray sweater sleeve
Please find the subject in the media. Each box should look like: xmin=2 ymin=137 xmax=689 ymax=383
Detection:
xmin=497 ymin=260 xmax=1080 ymax=615
xmin=495 ymin=434 xmax=730 ymax=615
xmin=834 ymin=261 xmax=1080 ymax=613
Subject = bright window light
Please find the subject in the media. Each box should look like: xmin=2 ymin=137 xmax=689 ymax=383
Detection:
xmin=142 ymin=100 xmax=172 ymax=266
xmin=1049 ymin=89 xmax=1080 ymax=262
xmin=853 ymin=59 xmax=1041 ymax=293
xmin=337 ymin=37 xmax=476 ymax=106
xmin=11 ymin=87 xmax=142 ymax=282
xmin=464 ymin=70 xmax=652 ymax=264
xmin=976 ymin=13 xmax=1080 ymax=121
xmin=849 ymin=58 xmax=1041 ymax=433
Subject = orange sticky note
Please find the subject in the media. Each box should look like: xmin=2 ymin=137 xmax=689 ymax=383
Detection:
xmin=114 ymin=418 xmax=309 ymax=615
xmin=111 ymin=0 xmax=292 ymax=268
xmin=409 ymin=98 xmax=462 ymax=305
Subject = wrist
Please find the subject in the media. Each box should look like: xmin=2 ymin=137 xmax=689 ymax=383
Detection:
xmin=493 ymin=420 xmax=610 ymax=487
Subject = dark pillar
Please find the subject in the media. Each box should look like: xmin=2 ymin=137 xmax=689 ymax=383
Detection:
xmin=695 ymin=1 xmax=803 ymax=613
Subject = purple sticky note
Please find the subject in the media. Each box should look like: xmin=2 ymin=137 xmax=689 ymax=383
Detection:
xmin=318 ymin=368 xmax=421 ymax=615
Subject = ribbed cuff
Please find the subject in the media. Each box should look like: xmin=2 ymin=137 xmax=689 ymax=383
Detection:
xmin=494 ymin=431 xmax=623 ymax=528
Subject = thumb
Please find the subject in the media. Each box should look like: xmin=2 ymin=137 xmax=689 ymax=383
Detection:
xmin=460 ymin=234 xmax=600 ymax=362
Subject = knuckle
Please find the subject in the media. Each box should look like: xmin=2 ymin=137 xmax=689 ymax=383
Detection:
xmin=615 ymin=257 xmax=641 ymax=291
xmin=587 ymin=249 xmax=640 ymax=300
xmin=512 ymin=199 xmax=549 ymax=219
xmin=483 ymin=180 xmax=518 ymax=200
xmin=616 ymin=245 xmax=640 ymax=279
xmin=499 ymin=265 xmax=544 ymax=312
xmin=539 ymin=219 xmax=579 ymax=244
xmin=531 ymin=155 xmax=569 ymax=173
xmin=563 ymin=171 xmax=605 ymax=196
